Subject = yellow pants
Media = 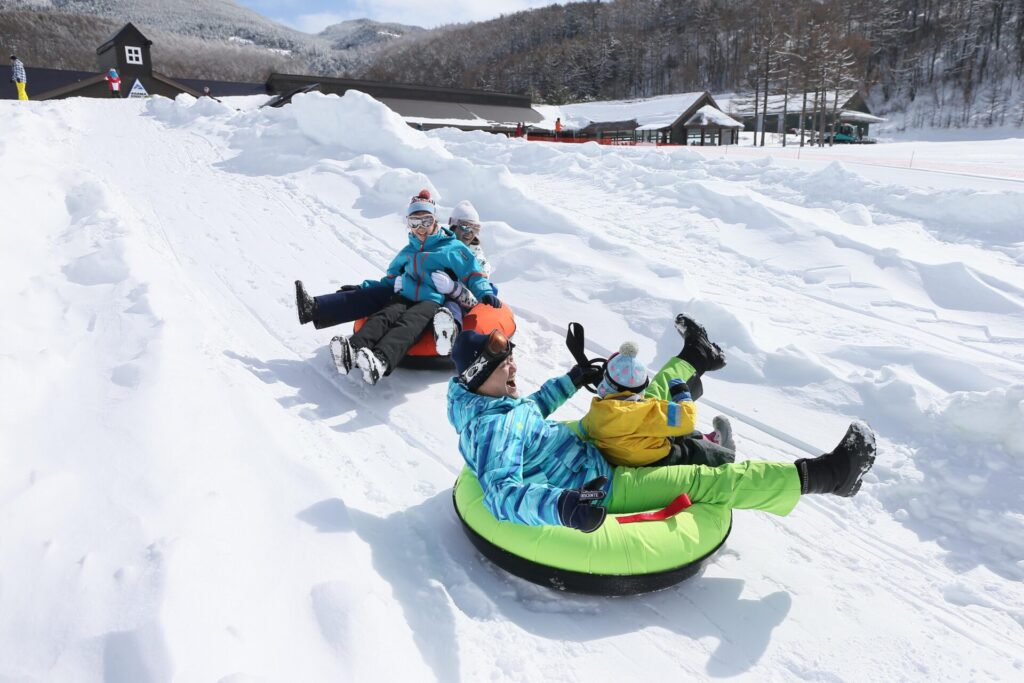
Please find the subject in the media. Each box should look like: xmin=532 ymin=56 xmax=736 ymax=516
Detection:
xmin=15 ymin=81 xmax=28 ymax=100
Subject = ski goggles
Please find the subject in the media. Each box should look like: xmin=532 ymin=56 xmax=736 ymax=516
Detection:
xmin=451 ymin=218 xmax=481 ymax=234
xmin=407 ymin=214 xmax=436 ymax=231
xmin=460 ymin=330 xmax=515 ymax=390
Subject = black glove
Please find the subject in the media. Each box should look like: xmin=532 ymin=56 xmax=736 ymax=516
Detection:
xmin=675 ymin=314 xmax=726 ymax=376
xmin=481 ymin=293 xmax=502 ymax=309
xmin=337 ymin=284 xmax=359 ymax=292
xmin=558 ymin=477 xmax=608 ymax=533
xmin=568 ymin=363 xmax=603 ymax=389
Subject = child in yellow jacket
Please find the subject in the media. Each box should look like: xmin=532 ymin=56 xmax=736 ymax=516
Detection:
xmin=571 ymin=315 xmax=735 ymax=467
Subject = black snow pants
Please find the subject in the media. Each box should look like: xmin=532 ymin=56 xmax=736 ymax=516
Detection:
xmin=648 ymin=432 xmax=736 ymax=468
xmin=312 ymin=284 xmax=393 ymax=330
xmin=350 ymin=297 xmax=440 ymax=374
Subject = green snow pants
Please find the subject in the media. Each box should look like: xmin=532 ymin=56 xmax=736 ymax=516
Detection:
xmin=606 ymin=461 xmax=802 ymax=517
xmin=643 ymin=356 xmax=735 ymax=467
xmin=644 ymin=356 xmax=697 ymax=400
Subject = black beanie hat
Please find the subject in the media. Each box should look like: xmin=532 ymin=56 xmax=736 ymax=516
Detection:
xmin=452 ymin=330 xmax=513 ymax=391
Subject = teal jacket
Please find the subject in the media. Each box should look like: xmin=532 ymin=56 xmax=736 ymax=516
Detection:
xmin=362 ymin=229 xmax=494 ymax=304
xmin=447 ymin=376 xmax=613 ymax=526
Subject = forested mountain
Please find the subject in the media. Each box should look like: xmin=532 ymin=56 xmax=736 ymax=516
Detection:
xmin=2 ymin=0 xmax=1022 ymax=128
xmin=319 ymin=19 xmax=424 ymax=51
xmin=360 ymin=0 xmax=1024 ymax=128
xmin=0 ymin=0 xmax=420 ymax=81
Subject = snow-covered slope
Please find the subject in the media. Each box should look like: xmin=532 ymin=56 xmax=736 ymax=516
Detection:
xmin=1 ymin=93 xmax=1022 ymax=681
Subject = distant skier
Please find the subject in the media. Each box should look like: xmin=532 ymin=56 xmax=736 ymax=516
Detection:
xmin=555 ymin=117 xmax=562 ymax=139
xmin=105 ymin=68 xmax=121 ymax=98
xmin=9 ymin=55 xmax=27 ymax=101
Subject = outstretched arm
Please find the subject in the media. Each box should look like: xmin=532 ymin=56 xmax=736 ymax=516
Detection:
xmin=361 ymin=252 xmax=405 ymax=290
xmin=527 ymin=375 xmax=577 ymax=418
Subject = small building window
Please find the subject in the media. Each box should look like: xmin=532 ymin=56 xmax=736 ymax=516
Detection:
xmin=125 ymin=46 xmax=143 ymax=65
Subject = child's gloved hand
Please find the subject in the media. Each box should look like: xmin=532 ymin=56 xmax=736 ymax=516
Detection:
xmin=669 ymin=378 xmax=693 ymax=401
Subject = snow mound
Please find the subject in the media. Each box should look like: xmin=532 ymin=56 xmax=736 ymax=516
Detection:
xmin=291 ymin=91 xmax=452 ymax=169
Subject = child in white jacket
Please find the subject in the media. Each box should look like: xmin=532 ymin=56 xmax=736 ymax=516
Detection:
xmin=431 ymin=200 xmax=494 ymax=354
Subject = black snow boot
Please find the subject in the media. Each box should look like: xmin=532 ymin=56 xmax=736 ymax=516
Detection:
xmin=295 ymin=280 xmax=317 ymax=325
xmin=795 ymin=421 xmax=877 ymax=497
xmin=675 ymin=314 xmax=727 ymax=376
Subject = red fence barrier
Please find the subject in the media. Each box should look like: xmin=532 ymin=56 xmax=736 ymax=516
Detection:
xmin=524 ymin=134 xmax=683 ymax=147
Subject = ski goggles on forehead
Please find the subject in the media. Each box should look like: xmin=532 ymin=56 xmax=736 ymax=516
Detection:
xmin=407 ymin=214 xmax=435 ymax=230
xmin=460 ymin=330 xmax=515 ymax=390
xmin=451 ymin=219 xmax=481 ymax=233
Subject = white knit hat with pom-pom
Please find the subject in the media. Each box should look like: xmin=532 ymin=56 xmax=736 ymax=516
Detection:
xmin=597 ymin=341 xmax=649 ymax=398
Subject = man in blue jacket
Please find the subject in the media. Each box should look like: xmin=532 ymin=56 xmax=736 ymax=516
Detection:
xmin=447 ymin=326 xmax=877 ymax=533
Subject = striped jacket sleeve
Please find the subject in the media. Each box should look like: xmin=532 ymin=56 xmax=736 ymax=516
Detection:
xmin=476 ymin=409 xmax=562 ymax=526
xmin=12 ymin=61 xmax=26 ymax=82
xmin=528 ymin=375 xmax=576 ymax=418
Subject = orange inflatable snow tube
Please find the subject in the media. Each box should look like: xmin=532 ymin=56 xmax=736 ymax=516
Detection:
xmin=353 ymin=303 xmax=516 ymax=368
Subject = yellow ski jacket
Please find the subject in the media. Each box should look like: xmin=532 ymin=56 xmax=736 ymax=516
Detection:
xmin=574 ymin=392 xmax=698 ymax=466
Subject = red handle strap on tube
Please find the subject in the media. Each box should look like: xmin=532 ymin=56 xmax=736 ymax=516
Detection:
xmin=615 ymin=493 xmax=693 ymax=524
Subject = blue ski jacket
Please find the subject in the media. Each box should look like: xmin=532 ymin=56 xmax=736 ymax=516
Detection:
xmin=362 ymin=229 xmax=495 ymax=304
xmin=447 ymin=376 xmax=613 ymax=526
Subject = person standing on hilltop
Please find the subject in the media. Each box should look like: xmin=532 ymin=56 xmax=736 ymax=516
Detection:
xmin=9 ymin=55 xmax=28 ymax=100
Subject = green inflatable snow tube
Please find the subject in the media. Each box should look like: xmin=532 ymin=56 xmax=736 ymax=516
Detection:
xmin=453 ymin=467 xmax=733 ymax=595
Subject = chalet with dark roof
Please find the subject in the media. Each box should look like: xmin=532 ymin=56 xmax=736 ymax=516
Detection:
xmin=28 ymin=23 xmax=203 ymax=100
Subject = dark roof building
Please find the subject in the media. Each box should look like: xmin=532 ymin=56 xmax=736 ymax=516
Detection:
xmin=555 ymin=91 xmax=743 ymax=145
xmin=266 ymin=73 xmax=542 ymax=132
xmin=31 ymin=23 xmax=203 ymax=100
xmin=5 ymin=22 xmax=538 ymax=136
xmin=0 ymin=66 xmax=96 ymax=101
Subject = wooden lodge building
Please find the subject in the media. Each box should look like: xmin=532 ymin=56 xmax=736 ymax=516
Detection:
xmin=551 ymin=91 xmax=743 ymax=146
xmin=719 ymin=90 xmax=885 ymax=139
xmin=25 ymin=24 xmax=207 ymax=100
